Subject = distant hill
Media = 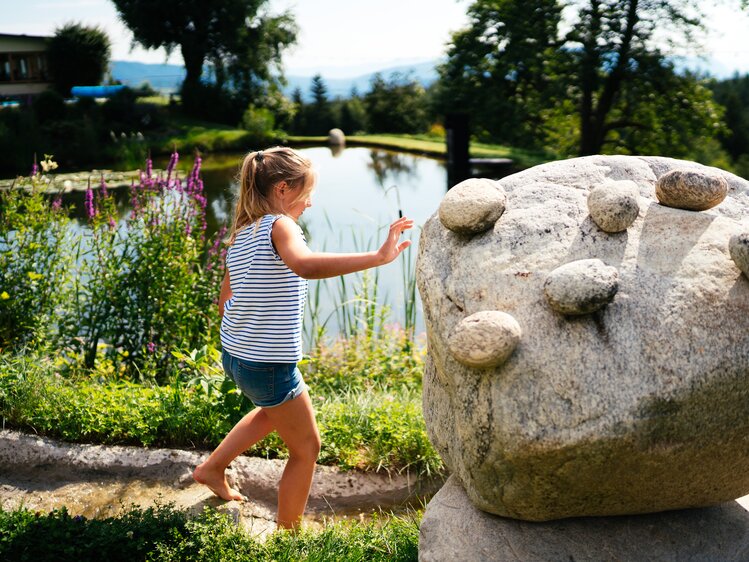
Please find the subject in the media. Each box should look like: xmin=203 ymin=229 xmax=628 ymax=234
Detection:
xmin=284 ymin=60 xmax=440 ymax=101
xmin=110 ymin=59 xmax=440 ymax=99
xmin=111 ymin=56 xmax=741 ymax=99
xmin=110 ymin=61 xmax=185 ymax=92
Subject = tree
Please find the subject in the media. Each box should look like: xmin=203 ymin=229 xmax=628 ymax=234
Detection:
xmin=434 ymin=0 xmax=564 ymax=145
xmin=47 ymin=22 xmax=111 ymax=96
xmin=307 ymin=74 xmax=334 ymax=134
xmin=710 ymin=74 xmax=749 ymax=160
xmin=364 ymin=73 xmax=430 ymax=134
xmin=566 ymin=0 xmax=714 ymax=155
xmin=438 ymin=0 xmax=742 ymax=158
xmin=290 ymin=87 xmax=307 ymax=134
xmin=111 ymin=0 xmax=296 ymax=107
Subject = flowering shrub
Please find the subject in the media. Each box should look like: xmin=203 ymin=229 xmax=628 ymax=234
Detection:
xmin=56 ymin=151 xmax=227 ymax=379
xmin=0 ymin=156 xmax=73 ymax=350
xmin=1 ymin=151 xmax=225 ymax=378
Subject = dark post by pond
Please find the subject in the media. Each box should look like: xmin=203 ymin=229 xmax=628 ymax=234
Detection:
xmin=445 ymin=113 xmax=470 ymax=189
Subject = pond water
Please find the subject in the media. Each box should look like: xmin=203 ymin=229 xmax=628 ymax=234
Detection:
xmin=205 ymin=146 xmax=449 ymax=341
xmin=59 ymin=146 xmax=452 ymax=343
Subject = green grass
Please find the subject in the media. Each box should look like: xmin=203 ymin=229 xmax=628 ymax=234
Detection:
xmin=0 ymin=332 xmax=442 ymax=478
xmin=0 ymin=503 xmax=421 ymax=561
xmin=155 ymin=123 xmax=257 ymax=155
xmin=137 ymin=95 xmax=173 ymax=106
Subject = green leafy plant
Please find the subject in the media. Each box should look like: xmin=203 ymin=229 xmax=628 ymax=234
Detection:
xmin=0 ymin=504 xmax=421 ymax=562
xmin=0 ymin=156 xmax=73 ymax=350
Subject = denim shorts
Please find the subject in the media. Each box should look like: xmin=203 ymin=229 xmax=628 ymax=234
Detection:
xmin=221 ymin=349 xmax=308 ymax=408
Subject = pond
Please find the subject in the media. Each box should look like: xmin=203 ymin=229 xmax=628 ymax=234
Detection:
xmin=201 ymin=146 xmax=448 ymax=341
xmin=59 ymin=146 xmax=508 ymax=344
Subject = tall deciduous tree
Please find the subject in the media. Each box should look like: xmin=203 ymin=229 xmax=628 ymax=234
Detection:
xmin=47 ymin=23 xmax=111 ymax=96
xmin=111 ymin=0 xmax=296 ymax=103
xmin=438 ymin=0 xmax=742 ymax=158
xmin=567 ymin=0 xmax=712 ymax=155
xmin=434 ymin=0 xmax=564 ymax=145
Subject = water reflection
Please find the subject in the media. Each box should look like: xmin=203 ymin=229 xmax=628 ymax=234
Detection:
xmin=367 ymin=150 xmax=419 ymax=189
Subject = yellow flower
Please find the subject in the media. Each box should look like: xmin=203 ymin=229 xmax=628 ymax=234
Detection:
xmin=27 ymin=272 xmax=43 ymax=281
xmin=0 ymin=291 xmax=9 ymax=300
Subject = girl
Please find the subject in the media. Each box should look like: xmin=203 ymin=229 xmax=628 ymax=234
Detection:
xmin=193 ymin=146 xmax=413 ymax=530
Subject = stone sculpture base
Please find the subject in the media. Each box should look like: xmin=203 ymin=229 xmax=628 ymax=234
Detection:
xmin=419 ymin=475 xmax=749 ymax=562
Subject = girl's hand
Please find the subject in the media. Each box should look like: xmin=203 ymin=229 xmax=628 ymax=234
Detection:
xmin=377 ymin=217 xmax=414 ymax=265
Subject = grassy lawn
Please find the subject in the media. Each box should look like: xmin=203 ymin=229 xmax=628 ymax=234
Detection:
xmin=153 ymin=117 xmax=256 ymax=155
xmin=290 ymin=134 xmax=554 ymax=168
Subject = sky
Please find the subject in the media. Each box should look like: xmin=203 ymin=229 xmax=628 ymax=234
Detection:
xmin=1 ymin=0 xmax=749 ymax=77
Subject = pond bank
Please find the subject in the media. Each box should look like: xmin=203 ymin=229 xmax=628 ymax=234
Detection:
xmin=0 ymin=430 xmax=444 ymax=539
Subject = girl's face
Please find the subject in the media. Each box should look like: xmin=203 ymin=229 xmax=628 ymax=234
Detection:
xmin=275 ymin=180 xmax=314 ymax=221
xmin=286 ymin=191 xmax=313 ymax=221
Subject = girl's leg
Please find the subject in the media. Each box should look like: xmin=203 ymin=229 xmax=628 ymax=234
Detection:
xmin=260 ymin=390 xmax=321 ymax=530
xmin=193 ymin=406 xmax=274 ymax=501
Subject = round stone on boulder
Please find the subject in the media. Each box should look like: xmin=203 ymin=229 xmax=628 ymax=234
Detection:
xmin=655 ymin=169 xmax=728 ymax=211
xmin=730 ymin=230 xmax=749 ymax=278
xmin=328 ymin=128 xmax=345 ymax=146
xmin=447 ymin=311 xmax=521 ymax=368
xmin=439 ymin=178 xmax=507 ymax=235
xmin=543 ymin=259 xmax=619 ymax=315
xmin=587 ymin=180 xmax=640 ymax=232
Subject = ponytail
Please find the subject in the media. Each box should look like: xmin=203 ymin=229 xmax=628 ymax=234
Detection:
xmin=227 ymin=147 xmax=314 ymax=245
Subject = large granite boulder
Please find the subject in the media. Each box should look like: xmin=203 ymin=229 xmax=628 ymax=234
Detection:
xmin=419 ymin=475 xmax=749 ymax=562
xmin=416 ymin=155 xmax=749 ymax=521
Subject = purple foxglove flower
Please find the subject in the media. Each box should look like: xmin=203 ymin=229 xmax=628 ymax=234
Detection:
xmin=85 ymin=188 xmax=96 ymax=219
xmin=195 ymin=193 xmax=207 ymax=210
xmin=166 ymin=151 xmax=179 ymax=186
xmin=108 ymin=217 xmax=116 ymax=230
xmin=31 ymin=160 xmax=38 ymax=177
xmin=191 ymin=155 xmax=202 ymax=183
xmin=129 ymin=181 xmax=141 ymax=217
xmin=147 ymin=342 xmax=156 ymax=353
xmin=52 ymin=197 xmax=62 ymax=211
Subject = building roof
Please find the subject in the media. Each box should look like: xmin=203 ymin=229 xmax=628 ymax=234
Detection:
xmin=0 ymin=32 xmax=52 ymax=41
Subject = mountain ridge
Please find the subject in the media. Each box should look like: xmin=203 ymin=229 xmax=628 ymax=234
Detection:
xmin=110 ymin=55 xmax=744 ymax=99
xmin=110 ymin=59 xmax=440 ymax=100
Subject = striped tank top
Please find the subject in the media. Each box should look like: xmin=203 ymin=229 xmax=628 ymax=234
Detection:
xmin=220 ymin=214 xmax=308 ymax=362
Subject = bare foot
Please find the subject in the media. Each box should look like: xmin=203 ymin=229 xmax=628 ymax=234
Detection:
xmin=193 ymin=462 xmax=246 ymax=502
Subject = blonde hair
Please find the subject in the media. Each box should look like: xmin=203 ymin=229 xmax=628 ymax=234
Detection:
xmin=227 ymin=146 xmax=315 ymax=245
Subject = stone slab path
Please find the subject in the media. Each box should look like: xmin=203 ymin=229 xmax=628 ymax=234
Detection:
xmin=0 ymin=430 xmax=443 ymax=540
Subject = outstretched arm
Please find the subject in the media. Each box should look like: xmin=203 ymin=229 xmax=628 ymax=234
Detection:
xmin=273 ymin=216 xmax=414 ymax=280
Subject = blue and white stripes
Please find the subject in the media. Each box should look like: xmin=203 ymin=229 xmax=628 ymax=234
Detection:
xmin=220 ymin=214 xmax=308 ymax=362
